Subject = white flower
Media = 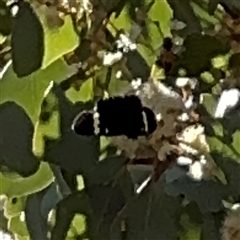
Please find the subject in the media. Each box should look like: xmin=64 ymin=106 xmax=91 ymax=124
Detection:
xmin=231 ymin=204 xmax=240 ymax=211
xmin=98 ymin=51 xmax=123 ymax=66
xmin=184 ymin=95 xmax=195 ymax=109
xmin=177 ymin=112 xmax=189 ymax=122
xmin=188 ymin=160 xmax=205 ymax=181
xmin=116 ymin=33 xmax=137 ymax=53
xmin=131 ymin=78 xmax=142 ymax=89
xmin=178 ymin=142 xmax=199 ymax=155
xmin=116 ymin=70 xmax=122 ymax=79
xmin=110 ymin=81 xmax=186 ymax=159
xmin=133 ymin=82 xmax=185 ymax=117
xmin=0 ymin=231 xmax=13 ymax=240
xmin=177 ymin=152 xmax=215 ymax=181
xmin=177 ymin=124 xmax=209 ymax=153
xmin=215 ymin=88 xmax=240 ymax=118
xmin=177 ymin=156 xmax=193 ymax=166
xmin=80 ymin=0 xmax=93 ymax=13
xmin=175 ymin=77 xmax=198 ymax=89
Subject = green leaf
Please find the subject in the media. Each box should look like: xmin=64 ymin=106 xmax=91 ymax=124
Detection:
xmin=0 ymin=162 xmax=54 ymax=198
xmin=207 ymin=0 xmax=220 ymax=15
xmin=13 ymin=234 xmax=30 ymax=240
xmin=111 ymin=176 xmax=182 ymax=240
xmin=207 ymin=136 xmax=240 ymax=162
xmin=71 ymin=214 xmax=87 ymax=236
xmin=185 ymin=202 xmax=203 ymax=225
xmin=191 ymin=1 xmax=221 ymax=26
xmin=223 ymin=0 xmax=240 ymax=10
xmin=165 ymin=164 xmax=186 ymax=183
xmin=108 ymin=76 xmax=129 ymax=96
xmin=212 ymin=153 xmax=240 ymax=199
xmin=0 ymin=1 xmax=12 ymax=36
xmin=0 ymin=102 xmax=39 ymax=176
xmin=4 ymin=196 xmax=26 ymax=218
xmin=166 ymin=0 xmax=202 ymax=34
xmin=88 ymin=183 xmax=126 ymax=239
xmin=66 ymin=78 xmax=94 ymax=103
xmin=232 ymin=131 xmax=240 ymax=156
xmin=165 ymin=172 xmax=224 ymax=213
xmin=110 ymin=7 xmax=131 ymax=30
xmin=0 ymin=59 xmax=77 ymax=124
xmin=40 ymin=14 xmax=79 ymax=69
xmin=201 ymin=72 xmax=215 ymax=84
xmin=200 ymin=93 xmax=218 ymax=117
xmin=44 ymin=84 xmax=99 ymax=174
xmin=137 ymin=0 xmax=172 ymax=65
xmin=8 ymin=215 xmax=29 ymax=237
xmin=51 ymin=191 xmax=92 ymax=240
xmin=85 ymin=155 xmax=127 ymax=186
xmin=181 ymin=33 xmax=230 ymax=75
xmin=25 ymin=188 xmax=49 ymax=240
xmin=180 ymin=214 xmax=201 ymax=240
xmin=11 ymin=1 xmax=44 ymax=77
xmin=41 ymin=182 xmax=63 ymax=218
xmin=148 ymin=0 xmax=172 ymax=37
xmin=118 ymin=166 xmax=135 ymax=200
xmin=125 ymin=51 xmax=150 ymax=80
xmin=127 ymin=164 xmax=153 ymax=187
xmin=200 ymin=213 xmax=223 ymax=240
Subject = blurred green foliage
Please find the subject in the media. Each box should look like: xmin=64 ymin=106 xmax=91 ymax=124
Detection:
xmin=0 ymin=0 xmax=240 ymax=239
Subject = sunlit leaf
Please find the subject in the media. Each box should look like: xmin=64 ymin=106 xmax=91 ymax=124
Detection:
xmin=0 ymin=162 xmax=53 ymax=198
xmin=0 ymin=59 xmax=77 ymax=123
xmin=8 ymin=214 xmax=29 ymax=237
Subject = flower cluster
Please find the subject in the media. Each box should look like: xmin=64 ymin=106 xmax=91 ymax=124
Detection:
xmin=110 ymin=78 xmax=215 ymax=181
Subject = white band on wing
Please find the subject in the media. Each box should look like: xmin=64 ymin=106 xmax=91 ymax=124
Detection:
xmin=93 ymin=112 xmax=100 ymax=135
xmin=142 ymin=111 xmax=148 ymax=133
xmin=71 ymin=111 xmax=83 ymax=131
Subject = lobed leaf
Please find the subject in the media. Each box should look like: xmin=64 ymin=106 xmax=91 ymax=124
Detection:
xmin=0 ymin=59 xmax=77 ymax=124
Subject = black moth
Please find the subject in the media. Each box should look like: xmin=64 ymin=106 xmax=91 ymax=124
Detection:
xmin=72 ymin=95 xmax=157 ymax=139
